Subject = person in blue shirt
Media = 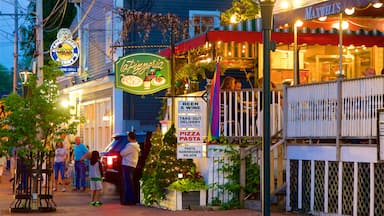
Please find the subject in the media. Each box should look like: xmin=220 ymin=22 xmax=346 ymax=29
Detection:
xmin=73 ymin=136 xmax=89 ymax=191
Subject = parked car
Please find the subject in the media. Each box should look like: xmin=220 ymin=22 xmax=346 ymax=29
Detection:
xmin=101 ymin=131 xmax=152 ymax=193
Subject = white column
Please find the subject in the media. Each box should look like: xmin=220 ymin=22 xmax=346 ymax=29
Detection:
xmin=324 ymin=161 xmax=329 ymax=213
xmin=353 ymin=162 xmax=358 ymax=216
xmin=298 ymin=160 xmax=302 ymax=209
xmin=338 ymin=161 xmax=343 ymax=215
xmin=113 ymin=88 xmax=123 ymax=133
xmin=286 ymin=159 xmax=291 ymax=211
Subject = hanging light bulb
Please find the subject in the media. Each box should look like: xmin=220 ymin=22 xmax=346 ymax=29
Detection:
xmin=344 ymin=7 xmax=355 ymax=15
xmin=373 ymin=2 xmax=383 ymax=8
xmin=318 ymin=16 xmax=327 ymax=21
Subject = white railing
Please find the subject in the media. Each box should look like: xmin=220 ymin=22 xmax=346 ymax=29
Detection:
xmin=286 ymin=76 xmax=384 ymax=139
xmin=220 ymin=89 xmax=283 ymax=137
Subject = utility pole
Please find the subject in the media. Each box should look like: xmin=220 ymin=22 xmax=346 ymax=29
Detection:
xmin=12 ymin=0 xmax=18 ymax=93
xmin=36 ymin=0 xmax=43 ymax=85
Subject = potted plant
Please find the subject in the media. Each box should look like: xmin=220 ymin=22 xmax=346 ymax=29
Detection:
xmin=168 ymin=167 xmax=208 ymax=210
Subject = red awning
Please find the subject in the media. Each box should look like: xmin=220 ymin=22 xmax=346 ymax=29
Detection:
xmin=159 ymin=30 xmax=384 ymax=58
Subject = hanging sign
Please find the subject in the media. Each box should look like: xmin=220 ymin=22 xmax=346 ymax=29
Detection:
xmin=115 ymin=53 xmax=171 ymax=95
xmin=50 ymin=28 xmax=79 ymax=67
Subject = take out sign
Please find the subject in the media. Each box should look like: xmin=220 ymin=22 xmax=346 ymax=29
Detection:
xmin=177 ymin=129 xmax=202 ymax=143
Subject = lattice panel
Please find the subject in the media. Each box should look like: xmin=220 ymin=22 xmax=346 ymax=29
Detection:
xmin=290 ymin=160 xmax=298 ymax=210
xmin=302 ymin=160 xmax=311 ymax=212
xmin=314 ymin=161 xmax=324 ymax=212
xmin=358 ymin=163 xmax=370 ymax=215
xmin=328 ymin=161 xmax=338 ymax=213
xmin=374 ymin=163 xmax=384 ymax=215
xmin=342 ymin=162 xmax=353 ymax=215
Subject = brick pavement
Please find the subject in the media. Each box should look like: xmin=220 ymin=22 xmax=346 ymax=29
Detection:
xmin=0 ymin=169 xmax=301 ymax=216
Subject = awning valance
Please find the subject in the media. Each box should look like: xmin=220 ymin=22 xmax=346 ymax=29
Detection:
xmin=273 ymin=0 xmax=381 ymax=27
xmin=159 ymin=30 xmax=384 ymax=58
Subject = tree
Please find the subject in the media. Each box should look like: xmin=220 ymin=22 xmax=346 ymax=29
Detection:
xmin=221 ymin=0 xmax=260 ymax=24
xmin=0 ymin=64 xmax=12 ymax=97
xmin=0 ymin=61 xmax=79 ymax=157
xmin=141 ymin=124 xmax=201 ymax=205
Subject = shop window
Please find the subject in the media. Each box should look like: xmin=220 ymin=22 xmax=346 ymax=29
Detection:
xmin=189 ymin=10 xmax=220 ymax=38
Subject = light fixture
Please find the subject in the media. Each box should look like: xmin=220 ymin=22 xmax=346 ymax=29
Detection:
xmin=61 ymin=100 xmax=69 ymax=108
xmin=230 ymin=13 xmax=239 ymax=24
xmin=294 ymin=19 xmax=303 ymax=28
xmin=373 ymin=2 xmax=383 ymax=8
xmin=19 ymin=70 xmax=33 ymax=85
xmin=102 ymin=111 xmax=111 ymax=121
xmin=344 ymin=7 xmax=355 ymax=15
xmin=318 ymin=16 xmax=327 ymax=21
xmin=332 ymin=21 xmax=349 ymax=30
xmin=178 ymin=173 xmax=183 ymax=179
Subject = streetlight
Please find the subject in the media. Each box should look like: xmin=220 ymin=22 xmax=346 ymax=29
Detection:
xmin=19 ymin=70 xmax=33 ymax=97
xmin=260 ymin=0 xmax=274 ymax=215
xmin=294 ymin=19 xmax=303 ymax=85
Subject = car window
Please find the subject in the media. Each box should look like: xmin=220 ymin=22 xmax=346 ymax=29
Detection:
xmin=103 ymin=136 xmax=127 ymax=152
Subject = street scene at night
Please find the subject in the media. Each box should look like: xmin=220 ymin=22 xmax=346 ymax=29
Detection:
xmin=0 ymin=0 xmax=383 ymax=215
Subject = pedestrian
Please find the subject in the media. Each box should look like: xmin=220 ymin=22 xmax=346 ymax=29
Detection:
xmin=73 ymin=136 xmax=89 ymax=192
xmin=53 ymin=141 xmax=68 ymax=192
xmin=88 ymin=150 xmax=103 ymax=207
xmin=120 ymin=132 xmax=141 ymax=205
xmin=0 ymin=153 xmax=6 ymax=183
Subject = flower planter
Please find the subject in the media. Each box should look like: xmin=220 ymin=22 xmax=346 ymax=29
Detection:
xmin=141 ymin=189 xmax=207 ymax=211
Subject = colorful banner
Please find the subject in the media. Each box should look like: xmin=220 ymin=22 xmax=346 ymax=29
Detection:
xmin=208 ymin=62 xmax=220 ymax=141
xmin=115 ymin=53 xmax=171 ymax=95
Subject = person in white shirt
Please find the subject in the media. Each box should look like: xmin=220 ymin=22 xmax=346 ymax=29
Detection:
xmin=53 ymin=141 xmax=67 ymax=192
xmin=120 ymin=132 xmax=140 ymax=205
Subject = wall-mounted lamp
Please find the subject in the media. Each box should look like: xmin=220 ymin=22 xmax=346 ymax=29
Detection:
xmin=102 ymin=113 xmax=111 ymax=121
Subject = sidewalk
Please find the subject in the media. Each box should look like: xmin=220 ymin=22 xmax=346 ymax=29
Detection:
xmin=0 ymin=170 xmax=300 ymax=216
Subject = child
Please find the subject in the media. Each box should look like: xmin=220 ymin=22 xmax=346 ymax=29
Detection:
xmin=89 ymin=151 xmax=103 ymax=206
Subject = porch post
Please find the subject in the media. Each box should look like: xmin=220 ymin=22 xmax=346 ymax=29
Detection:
xmin=260 ymin=0 xmax=274 ymax=215
xmin=336 ymin=13 xmax=344 ymax=161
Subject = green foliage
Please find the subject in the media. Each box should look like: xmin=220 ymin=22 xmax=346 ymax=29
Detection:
xmin=221 ymin=0 xmax=260 ymax=24
xmin=169 ymin=178 xmax=207 ymax=192
xmin=141 ymin=124 xmax=200 ymax=205
xmin=0 ymin=61 xmax=79 ymax=157
xmin=0 ymin=65 xmax=12 ymax=96
xmin=210 ymin=138 xmax=261 ymax=209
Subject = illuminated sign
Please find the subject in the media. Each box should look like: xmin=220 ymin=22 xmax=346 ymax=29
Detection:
xmin=115 ymin=53 xmax=170 ymax=95
xmin=50 ymin=28 xmax=79 ymax=66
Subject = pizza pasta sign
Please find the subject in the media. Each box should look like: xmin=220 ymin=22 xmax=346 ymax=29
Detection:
xmin=115 ymin=53 xmax=171 ymax=95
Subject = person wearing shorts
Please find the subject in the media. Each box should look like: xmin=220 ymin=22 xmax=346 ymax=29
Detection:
xmin=88 ymin=151 xmax=103 ymax=206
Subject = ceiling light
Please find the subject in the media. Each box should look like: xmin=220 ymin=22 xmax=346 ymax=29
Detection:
xmin=344 ymin=7 xmax=355 ymax=15
xmin=294 ymin=20 xmax=303 ymax=28
xmin=318 ymin=16 xmax=327 ymax=21
xmin=373 ymin=2 xmax=383 ymax=8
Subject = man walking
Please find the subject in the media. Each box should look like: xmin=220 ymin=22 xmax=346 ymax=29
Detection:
xmin=120 ymin=132 xmax=141 ymax=205
xmin=73 ymin=136 xmax=89 ymax=191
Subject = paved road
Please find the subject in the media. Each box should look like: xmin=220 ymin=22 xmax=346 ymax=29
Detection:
xmin=0 ymin=170 xmax=300 ymax=216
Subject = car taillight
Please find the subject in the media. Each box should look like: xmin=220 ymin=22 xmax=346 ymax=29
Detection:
xmin=106 ymin=155 xmax=118 ymax=166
